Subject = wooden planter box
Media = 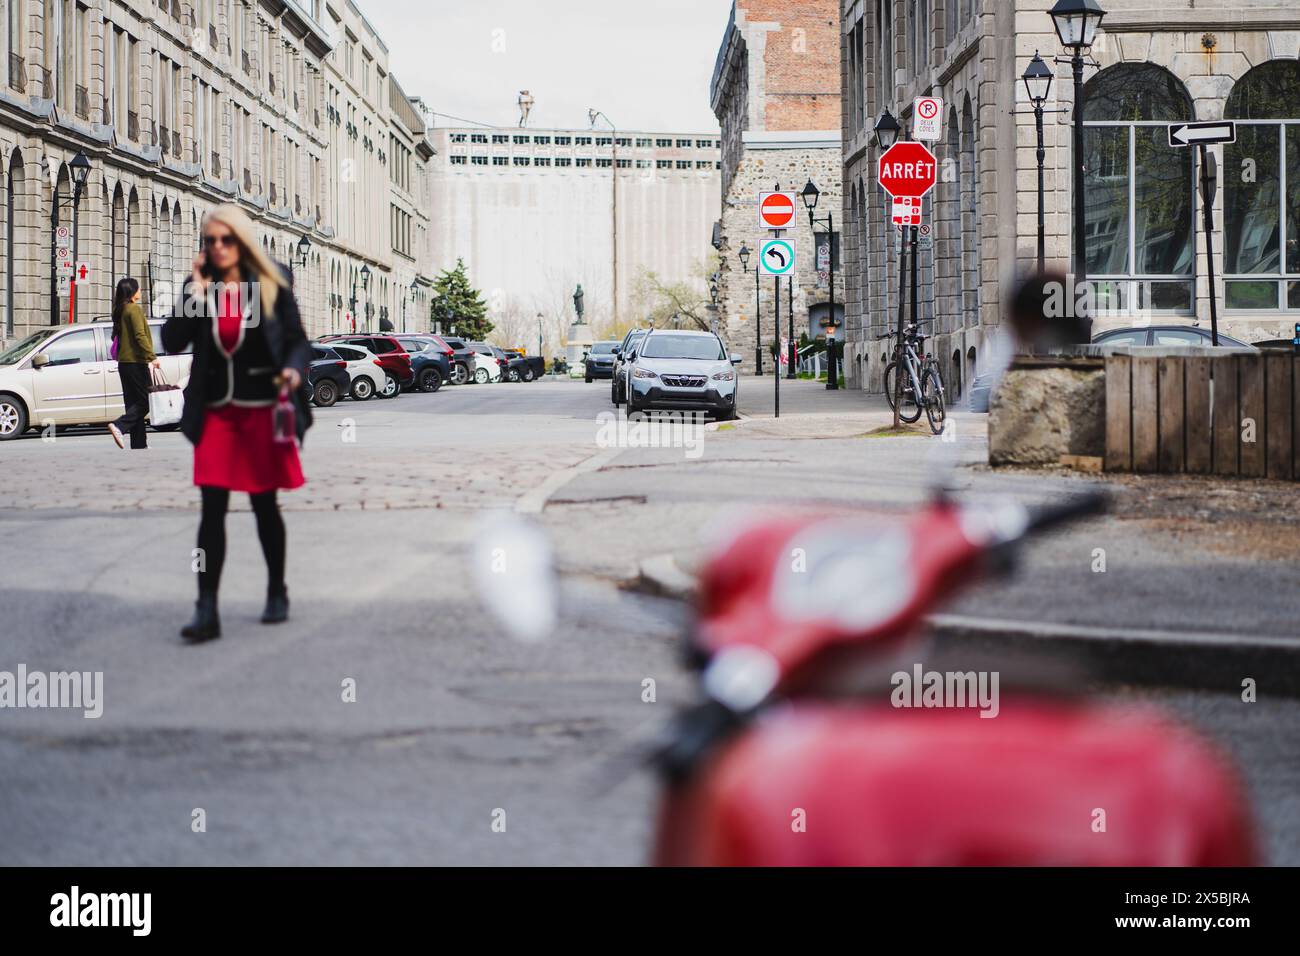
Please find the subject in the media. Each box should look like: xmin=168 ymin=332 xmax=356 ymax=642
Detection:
xmin=1105 ymin=349 xmax=1298 ymax=480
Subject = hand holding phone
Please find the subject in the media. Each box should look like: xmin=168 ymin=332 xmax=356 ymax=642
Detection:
xmin=192 ymin=250 xmax=213 ymax=289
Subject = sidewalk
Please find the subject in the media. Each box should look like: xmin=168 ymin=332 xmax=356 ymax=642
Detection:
xmin=733 ymin=375 xmax=986 ymax=439
xmin=541 ymin=382 xmax=1300 ymax=692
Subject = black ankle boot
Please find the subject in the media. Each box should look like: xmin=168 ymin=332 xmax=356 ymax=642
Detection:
xmin=181 ymin=591 xmax=221 ymax=642
xmin=261 ymin=587 xmax=289 ymax=624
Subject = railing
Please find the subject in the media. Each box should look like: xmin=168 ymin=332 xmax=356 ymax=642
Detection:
xmin=1106 ymin=350 xmax=1298 ymax=480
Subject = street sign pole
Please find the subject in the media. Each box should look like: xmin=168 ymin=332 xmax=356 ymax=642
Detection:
xmin=910 ymin=224 xmax=920 ymax=343
xmin=894 ymin=229 xmax=908 ymax=430
xmin=754 ymin=266 xmax=762 ymax=375
xmin=1200 ymin=144 xmax=1220 ymax=347
xmin=774 ymin=274 xmax=780 ymax=419
xmin=1169 ymin=121 xmax=1234 ymax=347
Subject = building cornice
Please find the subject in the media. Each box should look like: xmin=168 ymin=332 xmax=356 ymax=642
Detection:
xmin=742 ymin=130 xmax=841 ymax=150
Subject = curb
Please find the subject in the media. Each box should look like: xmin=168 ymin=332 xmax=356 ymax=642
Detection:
xmin=635 ymin=553 xmax=1300 ymax=695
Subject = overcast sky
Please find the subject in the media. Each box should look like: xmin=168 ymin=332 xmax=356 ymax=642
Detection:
xmin=361 ymin=0 xmax=734 ymax=133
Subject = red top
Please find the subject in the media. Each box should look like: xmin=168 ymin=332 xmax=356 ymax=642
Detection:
xmin=217 ymin=284 xmax=242 ymax=354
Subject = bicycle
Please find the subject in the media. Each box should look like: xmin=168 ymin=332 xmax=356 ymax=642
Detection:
xmin=878 ymin=320 xmax=946 ymax=435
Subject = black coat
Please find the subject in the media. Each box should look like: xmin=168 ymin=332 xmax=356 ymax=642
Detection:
xmin=161 ymin=263 xmax=314 ymax=446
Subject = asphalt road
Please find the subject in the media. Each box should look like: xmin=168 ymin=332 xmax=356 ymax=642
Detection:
xmin=1 ymin=377 xmax=1295 ymax=864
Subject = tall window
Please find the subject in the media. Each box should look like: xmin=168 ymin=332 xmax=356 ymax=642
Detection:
xmin=4 ymin=1 xmax=22 ymax=92
xmin=5 ymin=157 xmax=16 ymax=335
xmin=878 ymin=0 xmax=893 ymax=107
xmin=1224 ymin=60 xmax=1300 ymax=311
xmin=1082 ymin=63 xmax=1195 ymax=313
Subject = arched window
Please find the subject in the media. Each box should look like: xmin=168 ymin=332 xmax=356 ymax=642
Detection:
xmin=1224 ymin=60 xmax=1300 ymax=311
xmin=1082 ymin=63 xmax=1195 ymax=313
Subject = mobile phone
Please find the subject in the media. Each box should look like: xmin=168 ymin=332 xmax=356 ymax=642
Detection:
xmin=198 ymin=249 xmax=217 ymax=281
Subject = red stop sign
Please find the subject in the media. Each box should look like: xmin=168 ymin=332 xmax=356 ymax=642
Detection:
xmin=877 ymin=141 xmax=938 ymax=199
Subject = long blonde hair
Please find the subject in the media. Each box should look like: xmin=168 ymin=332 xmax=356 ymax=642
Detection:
xmin=201 ymin=203 xmax=288 ymax=318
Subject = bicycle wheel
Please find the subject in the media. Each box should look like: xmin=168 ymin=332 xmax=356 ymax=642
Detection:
xmin=922 ymin=367 xmax=947 ymax=435
xmin=890 ymin=361 xmax=923 ymax=423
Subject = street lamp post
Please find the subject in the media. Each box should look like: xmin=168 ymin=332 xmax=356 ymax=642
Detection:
xmin=359 ymin=263 xmax=372 ymax=332
xmin=589 ymin=109 xmax=619 ymax=327
xmin=802 ymin=178 xmax=837 ymax=387
xmin=1023 ymin=52 xmax=1054 ymax=274
xmin=738 ymin=243 xmax=761 ymax=375
xmin=1049 ymin=0 xmax=1106 ymax=341
xmin=64 ymin=151 xmax=91 ymax=324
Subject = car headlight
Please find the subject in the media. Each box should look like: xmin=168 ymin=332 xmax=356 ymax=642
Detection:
xmin=712 ymin=371 xmax=734 ymax=381
xmin=633 ymin=368 xmax=657 ymax=380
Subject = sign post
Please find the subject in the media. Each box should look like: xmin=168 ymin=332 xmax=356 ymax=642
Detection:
xmin=1169 ymin=121 xmax=1234 ymax=347
xmin=758 ymin=191 xmax=798 ymax=230
xmin=878 ymin=141 xmax=937 ymax=425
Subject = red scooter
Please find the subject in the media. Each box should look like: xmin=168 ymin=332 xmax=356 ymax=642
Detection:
xmin=475 ymin=494 xmax=1257 ymax=866
xmin=647 ymin=492 xmax=1257 ymax=866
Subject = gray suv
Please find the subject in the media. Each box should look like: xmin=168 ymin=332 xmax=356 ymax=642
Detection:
xmin=625 ymin=329 xmax=741 ymax=420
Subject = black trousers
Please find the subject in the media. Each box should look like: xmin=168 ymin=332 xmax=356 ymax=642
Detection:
xmin=112 ymin=363 xmax=151 ymax=449
xmin=196 ymin=487 xmax=286 ymax=597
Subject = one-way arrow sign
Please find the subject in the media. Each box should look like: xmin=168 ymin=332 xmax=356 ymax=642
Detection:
xmin=1168 ymin=121 xmax=1236 ymax=148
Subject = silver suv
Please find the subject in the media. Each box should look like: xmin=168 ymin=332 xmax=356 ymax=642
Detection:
xmin=625 ymin=329 xmax=741 ymax=421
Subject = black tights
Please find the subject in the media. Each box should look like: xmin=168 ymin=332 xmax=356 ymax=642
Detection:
xmin=197 ymin=487 xmax=286 ymax=596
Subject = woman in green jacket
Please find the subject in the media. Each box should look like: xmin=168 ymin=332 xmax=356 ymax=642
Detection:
xmin=107 ymin=278 xmax=160 ymax=450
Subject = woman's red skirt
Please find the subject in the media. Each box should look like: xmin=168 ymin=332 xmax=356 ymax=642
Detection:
xmin=193 ymin=404 xmax=305 ymax=493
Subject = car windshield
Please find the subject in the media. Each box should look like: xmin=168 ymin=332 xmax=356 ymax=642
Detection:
xmin=0 ymin=329 xmax=57 ymax=365
xmin=641 ymin=334 xmax=725 ymax=361
xmin=590 ymin=342 xmax=616 ymax=354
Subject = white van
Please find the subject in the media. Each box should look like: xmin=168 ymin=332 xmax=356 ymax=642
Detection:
xmin=0 ymin=320 xmax=193 ymax=439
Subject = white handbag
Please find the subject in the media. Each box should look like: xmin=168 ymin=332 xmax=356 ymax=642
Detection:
xmin=147 ymin=366 xmax=184 ymax=427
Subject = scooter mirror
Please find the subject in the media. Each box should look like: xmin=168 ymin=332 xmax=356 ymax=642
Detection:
xmin=472 ymin=513 xmax=559 ymax=644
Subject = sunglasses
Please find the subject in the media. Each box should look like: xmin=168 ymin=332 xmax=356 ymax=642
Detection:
xmin=203 ymin=234 xmax=238 ymax=249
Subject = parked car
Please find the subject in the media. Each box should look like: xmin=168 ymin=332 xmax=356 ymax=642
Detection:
xmin=584 ymin=341 xmax=619 ymax=382
xmin=308 ymin=345 xmax=352 ymax=408
xmin=1093 ymin=325 xmax=1253 ymax=348
xmin=611 ymin=328 xmax=648 ymax=405
xmin=625 ymin=329 xmax=741 ymax=420
xmin=469 ymin=348 xmax=502 ymax=384
xmin=328 ymin=342 xmax=389 ymax=402
xmin=0 ymin=320 xmax=193 ymax=440
xmin=390 ymin=333 xmax=452 ymax=392
xmin=502 ymin=349 xmax=546 ymax=382
xmin=320 ymin=334 xmax=414 ymax=397
xmin=439 ymin=336 xmax=480 ymax=385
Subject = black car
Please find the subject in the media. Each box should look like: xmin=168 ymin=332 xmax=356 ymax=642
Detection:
xmin=503 ymin=349 xmax=546 ymax=382
xmin=308 ymin=345 xmax=351 ymax=407
xmin=584 ymin=341 xmax=619 ymax=382
xmin=391 ymin=333 xmax=453 ymax=392
xmin=1093 ymin=325 xmax=1252 ymax=348
xmin=440 ymin=336 xmax=480 ymax=385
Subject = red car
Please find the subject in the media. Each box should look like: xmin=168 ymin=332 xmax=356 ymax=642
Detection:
xmin=320 ymin=334 xmax=415 ymax=394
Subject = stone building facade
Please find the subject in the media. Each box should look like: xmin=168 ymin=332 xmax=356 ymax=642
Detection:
xmin=0 ymin=0 xmax=433 ymax=348
xmin=711 ymin=0 xmax=843 ymax=375
xmin=839 ymin=0 xmax=1300 ymax=403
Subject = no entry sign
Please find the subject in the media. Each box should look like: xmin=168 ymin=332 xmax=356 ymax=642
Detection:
xmin=878 ymin=141 xmax=938 ymax=201
xmin=758 ymin=191 xmax=798 ymax=230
